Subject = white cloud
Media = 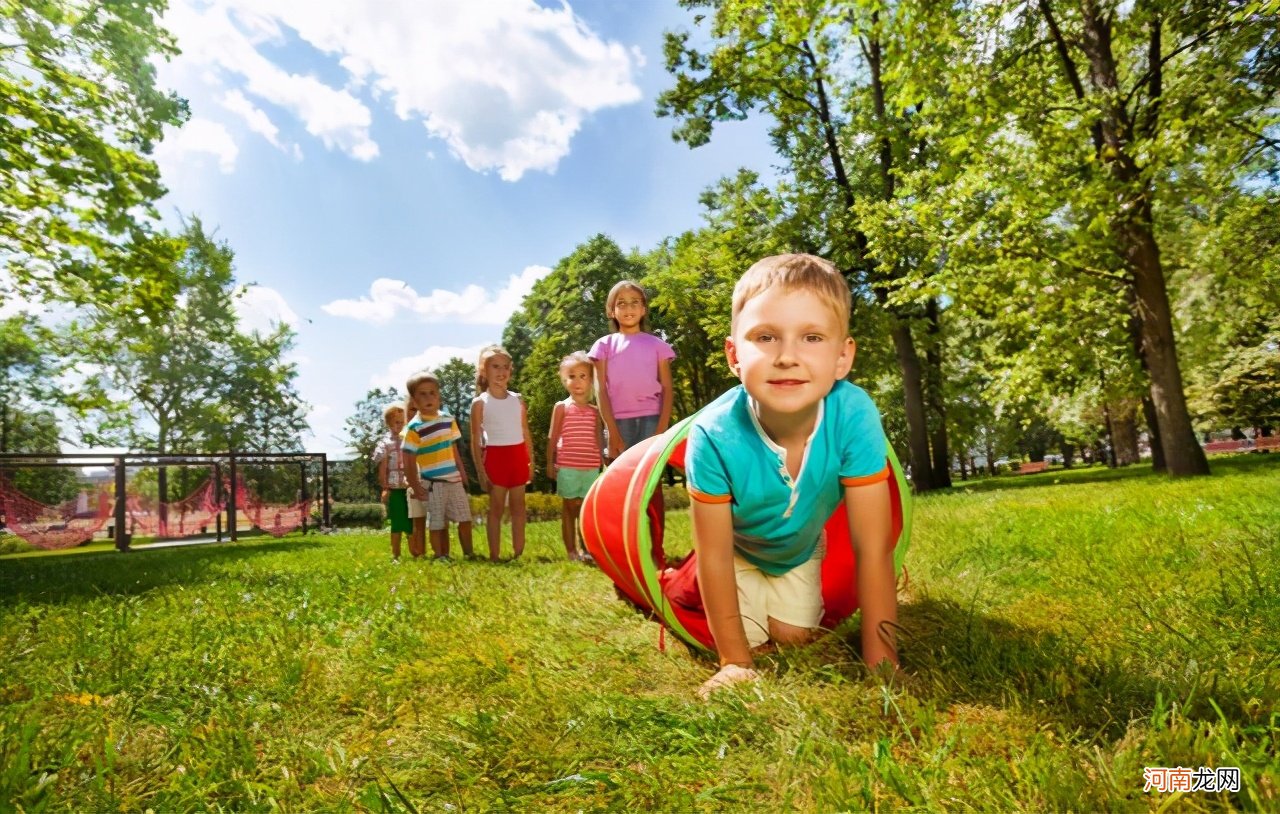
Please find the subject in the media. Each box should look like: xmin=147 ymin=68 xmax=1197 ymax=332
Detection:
xmin=162 ymin=0 xmax=642 ymax=179
xmin=321 ymin=264 xmax=552 ymax=325
xmin=154 ymin=117 xmax=239 ymax=174
xmin=235 ymin=284 xmax=300 ymax=335
xmin=372 ymin=344 xmax=491 ymax=392
xmin=161 ymin=1 xmax=378 ymax=161
xmin=219 ymin=89 xmax=294 ymax=154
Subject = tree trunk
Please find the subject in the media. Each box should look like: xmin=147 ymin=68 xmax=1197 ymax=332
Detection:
xmin=1112 ymin=405 xmax=1140 ymax=466
xmin=889 ymin=321 xmax=935 ymax=491
xmin=1062 ymin=443 xmax=1075 ymax=468
xmin=1077 ymin=3 xmax=1209 ymax=476
xmin=924 ymin=298 xmax=952 ymax=488
xmin=984 ymin=433 xmax=996 ymax=476
xmin=1126 ymin=222 xmax=1209 ymax=475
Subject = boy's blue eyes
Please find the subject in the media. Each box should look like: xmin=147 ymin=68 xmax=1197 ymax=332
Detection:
xmin=752 ymin=334 xmax=825 ymax=342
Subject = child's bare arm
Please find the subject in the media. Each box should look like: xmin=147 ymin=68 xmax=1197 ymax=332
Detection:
xmin=470 ymin=399 xmax=488 ymax=490
xmin=520 ymin=399 xmax=534 ymax=482
xmin=694 ymin=499 xmax=758 ymax=697
xmin=845 ymin=479 xmax=898 ymax=669
xmin=403 ymin=450 xmax=426 ymax=500
xmin=593 ymin=359 xmax=621 ymax=458
xmin=546 ymin=402 xmax=565 ymax=478
xmin=452 ymin=444 xmax=469 ymax=487
xmin=693 ymin=500 xmax=751 ymax=666
xmin=656 ymin=358 xmax=674 ymax=435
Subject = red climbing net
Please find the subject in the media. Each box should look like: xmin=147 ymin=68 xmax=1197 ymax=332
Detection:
xmin=235 ymin=481 xmax=311 ymax=537
xmin=126 ymin=478 xmax=223 ymax=538
xmin=0 ymin=477 xmax=113 ymax=550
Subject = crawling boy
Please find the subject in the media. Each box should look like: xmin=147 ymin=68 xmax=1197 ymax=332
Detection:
xmin=686 ymin=253 xmax=899 ymax=698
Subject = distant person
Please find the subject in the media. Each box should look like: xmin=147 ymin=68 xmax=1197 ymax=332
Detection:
xmin=546 ymin=351 xmax=604 ymax=562
xmin=589 ymin=281 xmax=675 ymax=459
xmin=402 ymin=372 xmax=474 ymax=563
xmin=373 ymin=403 xmax=410 ymax=561
xmin=685 ymin=254 xmax=899 ymax=699
xmin=470 ymin=345 xmax=534 ymax=562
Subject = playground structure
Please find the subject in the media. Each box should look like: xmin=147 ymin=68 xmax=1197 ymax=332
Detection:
xmin=0 ymin=452 xmax=331 ymax=551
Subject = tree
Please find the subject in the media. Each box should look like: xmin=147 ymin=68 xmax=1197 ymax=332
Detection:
xmin=342 ymin=386 xmax=403 ymax=503
xmin=885 ymin=0 xmax=1279 ymax=475
xmin=0 ymin=407 xmax=79 ymax=504
xmin=658 ymin=0 xmax=953 ymax=489
xmin=75 ymin=219 xmax=307 ymax=510
xmin=0 ymin=315 xmax=61 ymax=453
xmin=1 ymin=0 xmax=188 ymax=309
xmin=502 ymin=235 xmax=638 ymax=488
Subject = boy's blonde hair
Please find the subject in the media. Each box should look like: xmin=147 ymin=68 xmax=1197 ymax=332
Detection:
xmin=383 ymin=402 xmax=405 ymax=425
xmin=404 ymin=371 xmax=439 ymax=417
xmin=606 ymin=280 xmax=650 ymax=333
xmin=558 ymin=350 xmax=593 ymax=380
xmin=732 ymin=254 xmax=852 ymax=332
xmin=475 ymin=345 xmax=512 ymax=393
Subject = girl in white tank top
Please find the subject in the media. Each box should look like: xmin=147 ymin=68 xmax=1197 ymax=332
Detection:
xmin=470 ymin=346 xmax=533 ymax=562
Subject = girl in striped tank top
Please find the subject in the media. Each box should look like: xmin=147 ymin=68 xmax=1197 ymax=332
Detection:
xmin=546 ymin=351 xmax=604 ymax=562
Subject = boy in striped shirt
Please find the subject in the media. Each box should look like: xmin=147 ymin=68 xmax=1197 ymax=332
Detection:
xmin=403 ymin=372 xmax=474 ymax=562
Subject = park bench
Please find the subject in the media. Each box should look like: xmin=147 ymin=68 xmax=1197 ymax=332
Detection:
xmin=1204 ymin=439 xmax=1248 ymax=453
xmin=1256 ymin=436 xmax=1280 ymax=452
xmin=1017 ymin=461 xmax=1048 ymax=474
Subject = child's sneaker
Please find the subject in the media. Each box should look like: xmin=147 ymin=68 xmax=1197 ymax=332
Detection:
xmin=432 ymin=555 xmax=453 ymax=565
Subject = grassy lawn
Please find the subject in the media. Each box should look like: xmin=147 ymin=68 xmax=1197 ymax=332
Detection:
xmin=1 ymin=455 xmax=1277 ymax=811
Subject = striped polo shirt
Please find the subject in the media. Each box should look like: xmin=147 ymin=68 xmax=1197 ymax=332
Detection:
xmin=556 ymin=400 xmax=602 ymax=469
xmin=402 ymin=412 xmax=462 ymax=482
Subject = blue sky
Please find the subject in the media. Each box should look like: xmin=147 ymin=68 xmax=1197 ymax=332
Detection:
xmin=147 ymin=0 xmax=779 ymax=456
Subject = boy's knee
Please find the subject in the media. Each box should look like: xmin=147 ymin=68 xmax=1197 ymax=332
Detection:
xmin=768 ymin=618 xmax=817 ymax=647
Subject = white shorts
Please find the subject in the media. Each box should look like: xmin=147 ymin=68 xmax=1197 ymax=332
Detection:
xmin=427 ymin=480 xmax=471 ymax=531
xmin=408 ymin=496 xmax=428 ymax=519
xmin=734 ymin=538 xmax=826 ymax=648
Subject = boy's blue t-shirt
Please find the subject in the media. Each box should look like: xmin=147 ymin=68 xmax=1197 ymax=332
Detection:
xmin=685 ymin=380 xmax=889 ymax=576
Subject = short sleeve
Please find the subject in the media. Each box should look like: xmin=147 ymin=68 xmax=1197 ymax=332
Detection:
xmin=449 ymin=418 xmax=462 ymax=443
xmin=685 ymin=424 xmax=732 ymax=504
xmin=656 ymin=336 xmax=676 ymax=362
xmin=401 ymin=424 xmax=419 ymax=455
xmin=371 ymin=438 xmax=387 ymax=463
xmin=587 ymin=335 xmax=612 ymax=362
xmin=837 ymin=385 xmax=890 ymax=486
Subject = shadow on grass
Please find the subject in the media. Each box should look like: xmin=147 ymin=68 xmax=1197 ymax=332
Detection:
xmin=885 ymin=596 xmax=1261 ymax=737
xmin=934 ymin=452 xmax=1280 ymax=496
xmin=0 ymin=538 xmax=325 ymax=608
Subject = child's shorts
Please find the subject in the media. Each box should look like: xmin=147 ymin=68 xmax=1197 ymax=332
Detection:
xmin=483 ymin=443 xmax=530 ymax=489
xmin=733 ymin=538 xmax=826 ymax=648
xmin=427 ymin=480 xmax=471 ymax=531
xmin=386 ymin=488 xmax=411 ymax=533
xmin=556 ymin=466 xmax=599 ymax=500
xmin=408 ymin=493 xmax=428 ymax=520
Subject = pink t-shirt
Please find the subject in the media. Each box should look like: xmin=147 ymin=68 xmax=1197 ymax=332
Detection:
xmin=588 ymin=331 xmax=676 ymax=419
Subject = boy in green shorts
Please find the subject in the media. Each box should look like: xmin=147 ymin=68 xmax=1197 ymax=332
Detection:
xmin=375 ymin=403 xmax=411 ymax=561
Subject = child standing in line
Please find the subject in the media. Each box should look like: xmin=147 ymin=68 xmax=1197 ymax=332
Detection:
xmin=400 ymin=374 xmax=431 ymax=559
xmin=470 ymin=345 xmax=534 ymax=562
xmin=589 ymin=281 xmax=676 ymax=459
xmin=402 ymin=372 xmax=474 ymax=563
xmin=374 ymin=403 xmax=411 ymax=561
xmin=546 ymin=351 xmax=604 ymax=562
xmin=686 ymin=254 xmax=899 ymax=699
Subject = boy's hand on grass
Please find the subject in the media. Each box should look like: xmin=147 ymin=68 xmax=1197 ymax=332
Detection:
xmin=698 ymin=663 xmax=759 ymax=700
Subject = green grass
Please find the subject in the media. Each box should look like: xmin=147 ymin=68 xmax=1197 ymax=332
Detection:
xmin=1 ymin=455 xmax=1277 ymax=811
